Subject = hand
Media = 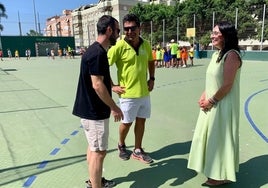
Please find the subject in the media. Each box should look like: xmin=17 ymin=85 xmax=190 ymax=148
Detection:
xmin=199 ymin=99 xmax=213 ymax=113
xmin=112 ymin=85 xmax=125 ymax=95
xmin=147 ymin=80 xmax=154 ymax=91
xmin=111 ymin=106 xmax=124 ymax=122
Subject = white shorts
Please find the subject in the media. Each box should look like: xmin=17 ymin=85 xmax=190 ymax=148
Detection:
xmin=81 ymin=118 xmax=109 ymax=151
xmin=119 ymin=96 xmax=151 ymax=123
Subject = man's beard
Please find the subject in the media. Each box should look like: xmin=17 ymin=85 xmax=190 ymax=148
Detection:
xmin=109 ymin=34 xmax=117 ymax=46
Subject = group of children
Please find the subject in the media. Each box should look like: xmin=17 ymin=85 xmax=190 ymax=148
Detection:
xmin=4 ymin=49 xmax=31 ymax=60
xmin=152 ymin=41 xmax=194 ymax=69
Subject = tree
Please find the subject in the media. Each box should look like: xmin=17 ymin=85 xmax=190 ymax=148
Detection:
xmin=0 ymin=3 xmax=7 ymax=31
xmin=26 ymin=29 xmax=43 ymax=36
xmin=247 ymin=0 xmax=268 ymax=41
xmin=130 ymin=3 xmax=174 ymax=45
xmin=129 ymin=0 xmax=266 ymax=48
xmin=176 ymin=0 xmax=259 ymax=48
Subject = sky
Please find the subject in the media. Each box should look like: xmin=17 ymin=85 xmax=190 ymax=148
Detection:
xmin=1 ymin=0 xmax=98 ymax=36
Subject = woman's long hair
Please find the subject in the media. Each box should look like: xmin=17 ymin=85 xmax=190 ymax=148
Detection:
xmin=216 ymin=21 xmax=240 ymax=63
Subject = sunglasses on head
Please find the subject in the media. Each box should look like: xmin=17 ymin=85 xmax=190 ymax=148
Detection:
xmin=123 ymin=25 xmax=138 ymax=32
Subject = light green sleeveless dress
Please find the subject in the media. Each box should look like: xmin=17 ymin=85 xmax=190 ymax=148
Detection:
xmin=187 ymin=50 xmax=241 ymax=182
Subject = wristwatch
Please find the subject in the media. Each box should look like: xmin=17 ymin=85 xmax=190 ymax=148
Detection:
xmin=150 ymin=76 xmax=155 ymax=81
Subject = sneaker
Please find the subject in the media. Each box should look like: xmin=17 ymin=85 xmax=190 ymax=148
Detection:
xmin=118 ymin=144 xmax=130 ymax=160
xmin=182 ymin=64 xmax=187 ymax=68
xmin=86 ymin=177 xmax=116 ymax=188
xmin=131 ymin=148 xmax=153 ymax=164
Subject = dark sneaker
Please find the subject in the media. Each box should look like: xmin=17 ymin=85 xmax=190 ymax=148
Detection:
xmin=86 ymin=177 xmax=116 ymax=188
xmin=118 ymin=144 xmax=130 ymax=160
xmin=131 ymin=148 xmax=153 ymax=164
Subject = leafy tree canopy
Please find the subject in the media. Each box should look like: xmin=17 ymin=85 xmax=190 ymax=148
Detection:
xmin=26 ymin=30 xmax=43 ymax=36
xmin=0 ymin=3 xmax=8 ymax=31
xmin=130 ymin=0 xmax=267 ymax=49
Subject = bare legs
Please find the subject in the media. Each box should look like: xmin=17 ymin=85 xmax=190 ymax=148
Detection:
xmin=134 ymin=118 xmax=145 ymax=149
xmin=87 ymin=147 xmax=106 ymax=188
xmin=119 ymin=117 xmax=146 ymax=149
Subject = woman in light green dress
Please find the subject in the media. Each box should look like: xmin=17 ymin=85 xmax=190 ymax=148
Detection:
xmin=187 ymin=21 xmax=242 ymax=186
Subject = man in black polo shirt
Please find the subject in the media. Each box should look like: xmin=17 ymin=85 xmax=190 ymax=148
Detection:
xmin=73 ymin=15 xmax=123 ymax=188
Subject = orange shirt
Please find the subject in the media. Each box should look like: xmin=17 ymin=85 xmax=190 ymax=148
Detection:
xmin=181 ymin=48 xmax=188 ymax=59
xmin=152 ymin=50 xmax=156 ymax=60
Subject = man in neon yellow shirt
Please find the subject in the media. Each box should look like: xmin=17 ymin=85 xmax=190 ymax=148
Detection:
xmin=170 ymin=39 xmax=179 ymax=67
xmin=108 ymin=14 xmax=155 ymax=164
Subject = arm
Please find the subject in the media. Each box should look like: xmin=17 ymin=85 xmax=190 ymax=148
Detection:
xmin=91 ymin=75 xmax=123 ymax=122
xmin=147 ymin=60 xmax=155 ymax=91
xmin=201 ymin=51 xmax=241 ymax=111
xmin=110 ymin=78 xmax=125 ymax=95
xmin=107 ymin=44 xmax=125 ymax=96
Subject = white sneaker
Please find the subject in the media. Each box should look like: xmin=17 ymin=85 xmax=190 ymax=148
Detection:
xmin=182 ymin=65 xmax=186 ymax=68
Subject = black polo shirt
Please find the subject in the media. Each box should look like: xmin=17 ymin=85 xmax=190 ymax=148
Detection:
xmin=72 ymin=42 xmax=111 ymax=120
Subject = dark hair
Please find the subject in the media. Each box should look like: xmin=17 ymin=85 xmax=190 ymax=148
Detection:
xmin=97 ymin=15 xmax=118 ymax=35
xmin=216 ymin=21 xmax=240 ymax=62
xmin=123 ymin=13 xmax=140 ymax=27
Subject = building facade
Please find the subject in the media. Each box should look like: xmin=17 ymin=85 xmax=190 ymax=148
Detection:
xmin=44 ymin=0 xmax=267 ymax=51
xmin=45 ymin=10 xmax=73 ymax=37
xmin=44 ymin=0 xmax=175 ymax=47
xmin=72 ymin=0 xmax=175 ymax=48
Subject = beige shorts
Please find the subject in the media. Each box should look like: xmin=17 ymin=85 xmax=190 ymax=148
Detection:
xmin=80 ymin=118 xmax=109 ymax=151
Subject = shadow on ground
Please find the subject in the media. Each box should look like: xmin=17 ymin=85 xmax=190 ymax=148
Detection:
xmin=203 ymin=155 xmax=268 ymax=188
xmin=113 ymin=141 xmax=197 ymax=187
xmin=150 ymin=141 xmax=192 ymax=160
xmin=227 ymin=155 xmax=268 ymax=188
xmin=0 ymin=154 xmax=86 ymax=186
xmin=113 ymin=142 xmax=268 ymax=188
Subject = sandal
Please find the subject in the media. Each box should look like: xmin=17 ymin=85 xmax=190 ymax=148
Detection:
xmin=202 ymin=178 xmax=232 ymax=187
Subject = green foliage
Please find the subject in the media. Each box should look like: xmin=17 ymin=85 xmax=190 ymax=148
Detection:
xmin=0 ymin=3 xmax=8 ymax=31
xmin=26 ymin=30 xmax=43 ymax=36
xmin=199 ymin=33 xmax=211 ymax=50
xmin=129 ymin=0 xmax=268 ymax=47
xmin=130 ymin=3 xmax=174 ymax=45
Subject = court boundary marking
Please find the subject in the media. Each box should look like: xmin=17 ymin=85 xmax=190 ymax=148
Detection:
xmin=21 ymin=78 xmax=205 ymax=187
xmin=22 ymin=126 xmax=83 ymax=187
xmin=244 ymin=88 xmax=268 ymax=143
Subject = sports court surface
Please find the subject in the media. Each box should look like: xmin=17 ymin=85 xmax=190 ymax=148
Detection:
xmin=0 ymin=56 xmax=267 ymax=188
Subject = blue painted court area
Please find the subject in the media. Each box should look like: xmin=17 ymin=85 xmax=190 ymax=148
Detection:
xmin=0 ymin=57 xmax=267 ymax=188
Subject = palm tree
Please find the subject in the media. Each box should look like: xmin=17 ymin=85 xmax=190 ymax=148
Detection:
xmin=0 ymin=3 xmax=7 ymax=31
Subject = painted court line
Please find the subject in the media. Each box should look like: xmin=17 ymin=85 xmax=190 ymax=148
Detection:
xmin=71 ymin=130 xmax=79 ymax=136
xmin=0 ymin=88 xmax=38 ymax=93
xmin=23 ymin=176 xmax=37 ymax=187
xmin=154 ymin=78 xmax=204 ymax=89
xmin=61 ymin=138 xmax=70 ymax=144
xmin=50 ymin=148 xmax=61 ymax=155
xmin=22 ymin=126 xmax=82 ymax=187
xmin=244 ymin=88 xmax=268 ymax=143
xmin=0 ymin=105 xmax=67 ymax=114
xmin=259 ymin=79 xmax=268 ymax=82
xmin=37 ymin=161 xmax=49 ymax=169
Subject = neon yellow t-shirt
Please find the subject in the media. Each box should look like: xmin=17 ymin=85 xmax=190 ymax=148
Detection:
xmin=108 ymin=38 xmax=153 ymax=98
xmin=156 ymin=49 xmax=162 ymax=60
xmin=170 ymin=43 xmax=179 ymax=55
xmin=189 ymin=47 xmax=194 ymax=57
xmin=177 ymin=49 xmax=181 ymax=58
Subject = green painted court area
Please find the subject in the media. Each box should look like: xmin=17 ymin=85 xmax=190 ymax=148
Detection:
xmin=0 ymin=56 xmax=267 ymax=188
